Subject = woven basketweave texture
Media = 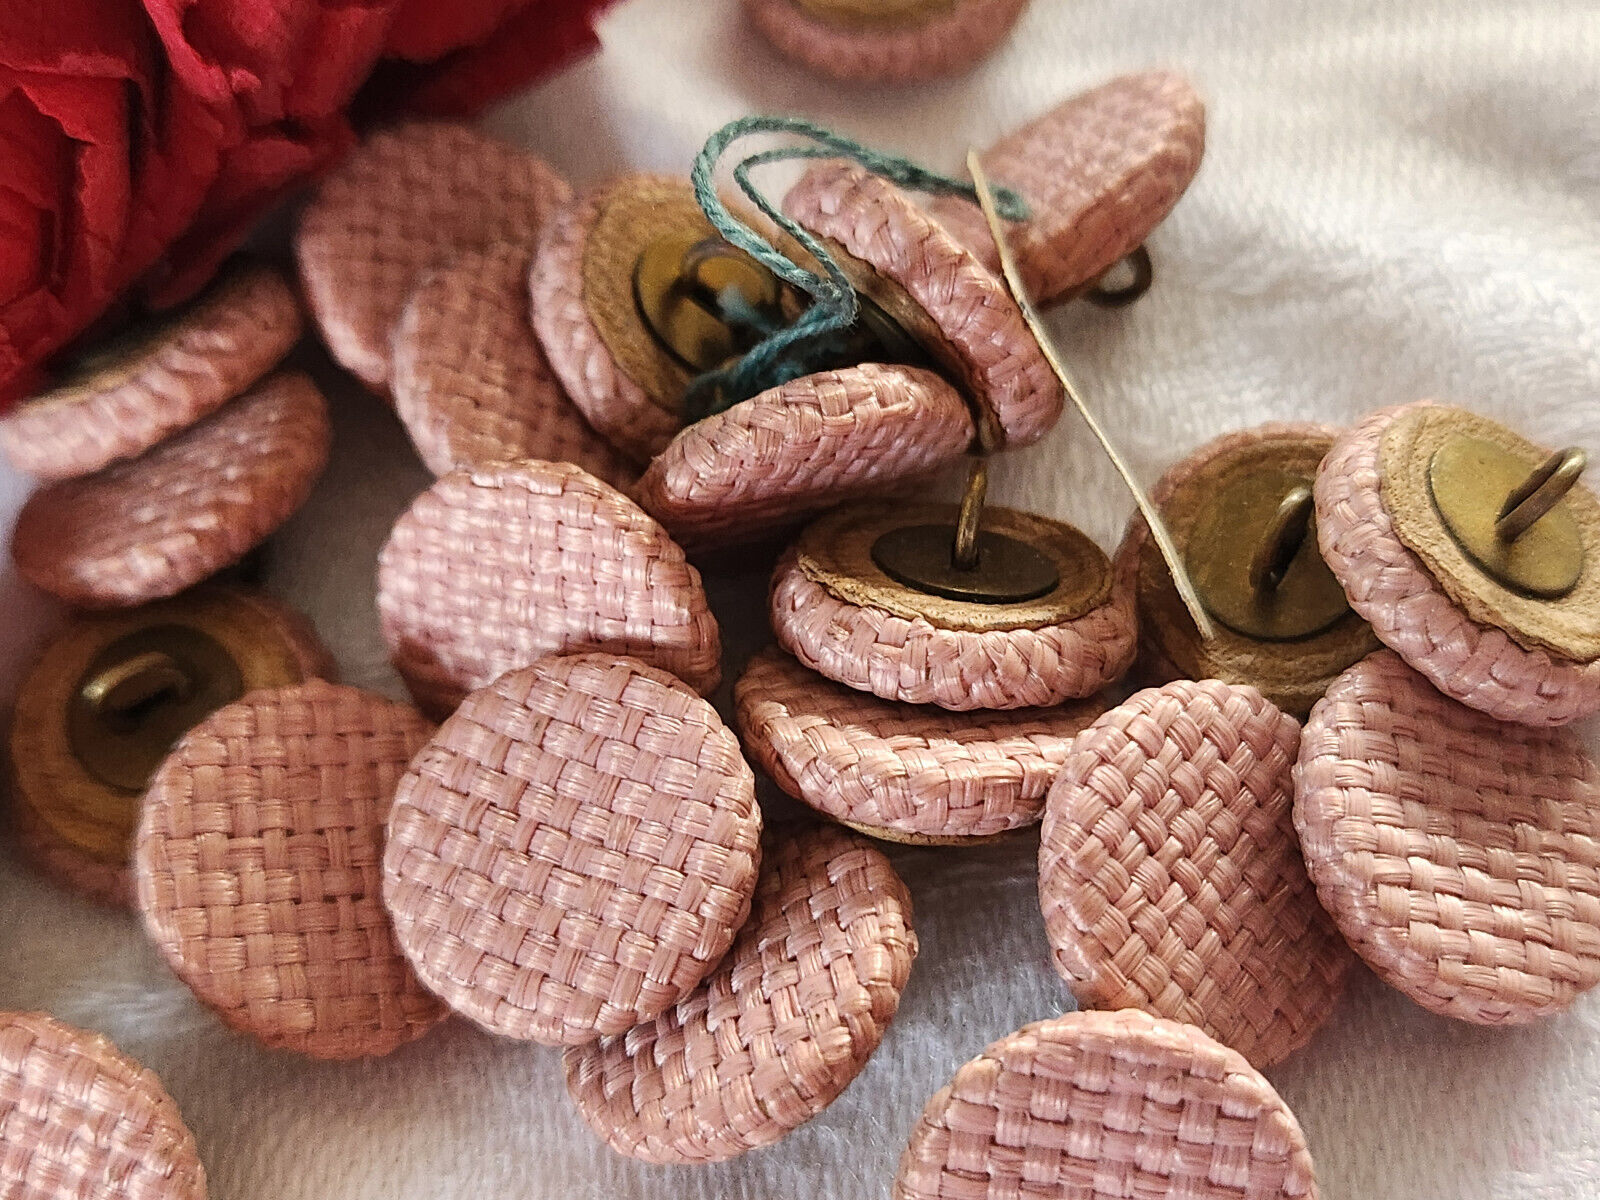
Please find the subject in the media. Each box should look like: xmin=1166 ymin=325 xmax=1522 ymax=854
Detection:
xmin=377 ymin=459 xmax=720 ymax=717
xmin=1294 ymin=650 xmax=1600 ymax=1024
xmin=770 ymin=543 xmax=1137 ymax=711
xmin=1315 ymin=401 xmax=1600 ymax=726
xmin=0 ymin=262 xmax=303 ymax=481
xmin=1114 ymin=422 xmax=1377 ymax=719
xmin=134 ymin=680 xmax=446 ymax=1059
xmin=893 ymin=1009 xmax=1318 ymax=1200
xmin=1038 ymin=681 xmax=1350 ymax=1069
xmin=528 ymin=176 xmax=690 ymax=466
xmin=742 ymin=0 xmax=1029 ymax=85
xmin=0 ymin=1012 xmax=205 ymax=1200
xmin=10 ymin=372 xmax=330 ymax=609
xmin=782 ymin=161 xmax=1062 ymax=450
xmin=391 ymin=243 xmax=636 ymax=489
xmin=384 ymin=653 xmax=761 ymax=1044
xmin=563 ymin=824 xmax=916 ymax=1163
xmin=634 ymin=364 xmax=973 ymax=550
xmin=295 ymin=122 xmax=570 ymax=391
xmin=735 ymin=645 xmax=1105 ymax=840
xmin=927 ymin=70 xmax=1206 ymax=307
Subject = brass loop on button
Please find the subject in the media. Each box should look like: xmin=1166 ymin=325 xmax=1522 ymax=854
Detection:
xmin=1248 ymin=486 xmax=1315 ymax=594
xmin=952 ymin=457 xmax=989 ymax=571
xmin=1188 ymin=469 xmax=1351 ymax=642
xmin=1085 ymin=245 xmax=1155 ymax=309
xmin=1428 ymin=434 xmax=1586 ymax=599
xmin=633 ymin=232 xmax=784 ymax=374
xmin=68 ymin=624 xmax=246 ymax=793
xmin=1496 ymin=447 xmax=1588 ymax=543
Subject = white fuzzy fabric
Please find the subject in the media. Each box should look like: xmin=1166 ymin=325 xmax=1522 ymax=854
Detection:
xmin=3 ymin=1 xmax=1600 ymax=1196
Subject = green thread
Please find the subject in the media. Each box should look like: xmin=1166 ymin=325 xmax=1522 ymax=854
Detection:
xmin=682 ymin=116 xmax=1028 ymax=421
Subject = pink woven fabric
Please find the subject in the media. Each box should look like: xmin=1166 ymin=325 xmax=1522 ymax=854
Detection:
xmin=377 ymin=459 xmax=721 ymax=717
xmin=10 ymin=372 xmax=331 ymax=609
xmin=563 ymin=825 xmax=917 ymax=1163
xmin=926 ymin=70 xmax=1206 ymax=307
xmin=735 ymin=645 xmax=1105 ymax=839
xmin=1038 ymin=681 xmax=1350 ymax=1069
xmin=1295 ymin=650 xmax=1600 ymax=1024
xmin=769 ymin=543 xmax=1138 ymax=711
xmin=0 ymin=262 xmax=303 ymax=481
xmin=135 ymin=681 xmax=447 ymax=1059
xmin=742 ymin=0 xmax=1029 ymax=84
xmin=392 ymin=244 xmax=636 ymax=488
xmin=634 ymin=364 xmax=973 ymax=550
xmin=1315 ymin=402 xmax=1600 ymax=726
xmin=384 ymin=653 xmax=761 ymax=1045
xmin=0 ymin=1012 xmax=205 ymax=1200
xmin=528 ymin=177 xmax=685 ymax=466
xmin=783 ymin=161 xmax=1063 ymax=450
xmin=296 ymin=123 xmax=571 ymax=391
xmin=893 ymin=1010 xmax=1318 ymax=1200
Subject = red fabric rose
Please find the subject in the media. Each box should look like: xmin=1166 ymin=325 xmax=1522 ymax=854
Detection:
xmin=0 ymin=0 xmax=614 ymax=407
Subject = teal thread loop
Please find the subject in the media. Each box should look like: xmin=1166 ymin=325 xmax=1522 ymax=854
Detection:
xmin=682 ymin=116 xmax=1028 ymax=420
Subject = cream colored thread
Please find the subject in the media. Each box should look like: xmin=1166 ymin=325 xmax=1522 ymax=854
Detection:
xmin=969 ymin=150 xmax=1216 ymax=642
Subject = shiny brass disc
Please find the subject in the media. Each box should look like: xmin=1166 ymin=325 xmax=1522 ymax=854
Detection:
xmin=1428 ymin=434 xmax=1585 ymax=599
xmin=1188 ymin=466 xmax=1351 ymax=642
xmin=872 ymin=525 xmax=1061 ymax=603
xmin=633 ymin=233 xmax=782 ymax=373
xmin=68 ymin=625 xmax=245 ymax=794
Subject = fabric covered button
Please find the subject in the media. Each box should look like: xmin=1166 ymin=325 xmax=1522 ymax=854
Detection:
xmin=391 ymin=243 xmax=635 ymax=489
xmin=1315 ymin=401 xmax=1600 ymax=725
xmin=894 ymin=1010 xmax=1318 ymax=1200
xmin=295 ymin=122 xmax=570 ymax=392
xmin=383 ymin=653 xmax=762 ymax=1045
xmin=563 ymin=824 xmax=916 ymax=1163
xmin=1039 ymin=680 xmax=1351 ymax=1068
xmin=0 ymin=1011 xmax=206 ymax=1200
xmin=135 ymin=680 xmax=447 ymax=1059
xmin=376 ymin=459 xmax=721 ymax=717
xmin=1295 ymin=650 xmax=1600 ymax=1024
xmin=735 ymin=645 xmax=1104 ymax=842
xmin=8 ymin=588 xmax=333 ymax=908
xmin=0 ymin=261 xmax=303 ymax=481
xmin=11 ymin=372 xmax=331 ymax=609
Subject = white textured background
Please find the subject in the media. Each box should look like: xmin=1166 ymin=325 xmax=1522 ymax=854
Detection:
xmin=3 ymin=1 xmax=1600 ymax=1196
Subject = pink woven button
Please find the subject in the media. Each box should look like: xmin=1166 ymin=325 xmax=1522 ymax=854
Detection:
xmin=529 ymin=175 xmax=718 ymax=466
xmin=10 ymin=372 xmax=331 ymax=609
xmin=391 ymin=243 xmax=636 ymax=489
xmin=0 ymin=262 xmax=303 ymax=482
xmin=743 ymin=0 xmax=1029 ymax=84
xmin=1315 ymin=401 xmax=1600 ymax=725
xmin=1295 ymin=650 xmax=1600 ymax=1024
xmin=634 ymin=364 xmax=973 ymax=551
xmin=295 ymin=122 xmax=570 ymax=392
xmin=736 ymin=645 xmax=1105 ymax=842
xmin=1038 ymin=681 xmax=1351 ymax=1069
xmin=383 ymin=653 xmax=762 ymax=1045
xmin=771 ymin=501 xmax=1138 ymax=710
xmin=377 ymin=459 xmax=721 ymax=717
xmin=1115 ymin=423 xmax=1379 ymax=719
xmin=927 ymin=70 xmax=1206 ymax=307
xmin=783 ymin=160 xmax=1062 ymax=449
xmin=894 ymin=1010 xmax=1318 ymax=1200
xmin=8 ymin=587 xmax=334 ymax=910
xmin=0 ymin=1011 xmax=205 ymax=1200
xmin=563 ymin=824 xmax=916 ymax=1163
xmin=135 ymin=680 xmax=447 ymax=1059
